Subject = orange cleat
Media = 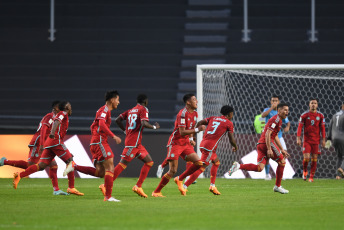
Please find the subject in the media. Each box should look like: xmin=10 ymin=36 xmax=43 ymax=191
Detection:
xmin=151 ymin=192 xmax=165 ymax=197
xmin=13 ymin=172 xmax=21 ymax=189
xmin=174 ymin=177 xmax=187 ymax=196
xmin=132 ymin=185 xmax=148 ymax=198
xmin=209 ymin=186 xmax=221 ymax=195
xmin=308 ymin=178 xmax=314 ymax=183
xmin=303 ymin=171 xmax=308 ymax=181
xmin=67 ymin=187 xmax=84 ymax=196
xmin=99 ymin=184 xmax=106 ymax=196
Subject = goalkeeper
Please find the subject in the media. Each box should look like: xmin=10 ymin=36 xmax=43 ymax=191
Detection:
xmin=326 ymin=102 xmax=344 ymax=179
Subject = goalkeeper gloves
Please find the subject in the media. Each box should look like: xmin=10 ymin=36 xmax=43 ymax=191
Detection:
xmin=325 ymin=140 xmax=332 ymax=149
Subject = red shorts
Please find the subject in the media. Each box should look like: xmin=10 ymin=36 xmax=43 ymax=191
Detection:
xmin=27 ymin=145 xmax=40 ymax=164
xmin=303 ymin=142 xmax=321 ymax=154
xmin=90 ymin=142 xmax=114 ymax=164
xmin=121 ymin=144 xmax=149 ymax=162
xmin=200 ymin=148 xmax=217 ymax=165
xmin=257 ymin=142 xmax=284 ymax=165
xmin=166 ymin=144 xmax=195 ymax=161
xmin=39 ymin=144 xmax=73 ymax=165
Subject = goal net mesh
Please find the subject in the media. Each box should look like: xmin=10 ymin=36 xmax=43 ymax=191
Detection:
xmin=200 ymin=67 xmax=344 ymax=179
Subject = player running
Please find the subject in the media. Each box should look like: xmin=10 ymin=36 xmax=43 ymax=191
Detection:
xmin=181 ymin=105 xmax=238 ymax=195
xmin=109 ymin=94 xmax=160 ymax=198
xmin=64 ymin=91 xmax=122 ymax=202
xmin=13 ymin=101 xmax=83 ymax=196
xmin=0 ymin=101 xmax=69 ymax=195
xmin=297 ymin=98 xmax=326 ymax=182
xmin=228 ymin=103 xmax=290 ymax=194
xmin=152 ymin=93 xmax=205 ymax=197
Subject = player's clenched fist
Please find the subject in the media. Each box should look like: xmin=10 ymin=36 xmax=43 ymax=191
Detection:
xmin=113 ymin=135 xmax=121 ymax=144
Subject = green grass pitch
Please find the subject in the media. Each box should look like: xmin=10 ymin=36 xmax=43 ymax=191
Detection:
xmin=0 ymin=177 xmax=343 ymax=230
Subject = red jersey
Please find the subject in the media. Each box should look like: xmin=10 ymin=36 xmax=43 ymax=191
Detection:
xmin=44 ymin=111 xmax=69 ymax=148
xmin=28 ymin=112 xmax=54 ymax=147
xmin=167 ymin=107 xmax=198 ymax=147
xmin=297 ymin=110 xmax=326 ymax=144
xmin=258 ymin=114 xmax=282 ymax=144
xmin=120 ymin=104 xmax=149 ymax=147
xmin=200 ymin=115 xmax=234 ymax=151
xmin=90 ymin=105 xmax=113 ymax=144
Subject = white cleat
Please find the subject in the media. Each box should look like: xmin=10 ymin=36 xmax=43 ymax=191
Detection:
xmin=265 ymin=174 xmax=272 ymax=180
xmin=223 ymin=172 xmax=231 ymax=179
xmin=104 ymin=197 xmax=121 ymax=202
xmin=273 ymin=185 xmax=289 ymax=194
xmin=63 ymin=161 xmax=75 ymax=177
xmin=228 ymin=161 xmax=240 ymax=176
xmin=156 ymin=164 xmax=164 ymax=178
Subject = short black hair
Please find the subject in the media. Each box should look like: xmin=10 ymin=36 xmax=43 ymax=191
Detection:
xmin=137 ymin=94 xmax=148 ymax=104
xmin=183 ymin=93 xmax=195 ymax=104
xmin=309 ymin=98 xmax=318 ymax=102
xmin=220 ymin=105 xmax=234 ymax=116
xmin=271 ymin=94 xmax=280 ymax=100
xmin=51 ymin=100 xmax=60 ymax=108
xmin=105 ymin=90 xmax=119 ymax=101
xmin=277 ymin=102 xmax=289 ymax=110
xmin=58 ymin=101 xmax=70 ymax=111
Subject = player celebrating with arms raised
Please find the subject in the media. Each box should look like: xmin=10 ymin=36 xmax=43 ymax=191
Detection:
xmin=229 ymin=103 xmax=290 ymax=194
xmin=297 ymin=98 xmax=326 ymax=182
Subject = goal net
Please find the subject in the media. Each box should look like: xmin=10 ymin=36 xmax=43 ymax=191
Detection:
xmin=196 ymin=65 xmax=344 ymax=179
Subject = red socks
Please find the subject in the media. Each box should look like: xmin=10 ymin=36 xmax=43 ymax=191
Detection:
xmin=310 ymin=158 xmax=317 ymax=179
xmin=19 ymin=164 xmax=39 ymax=178
xmin=210 ymin=162 xmax=220 ymax=184
xmin=303 ymin=158 xmax=310 ymax=174
xmin=75 ymin=165 xmax=97 ymax=177
xmin=67 ymin=171 xmax=75 ymax=188
xmin=49 ymin=166 xmax=59 ymax=191
xmin=113 ymin=163 xmax=127 ymax=181
xmin=184 ymin=168 xmax=203 ymax=187
xmin=154 ymin=173 xmax=172 ymax=193
xmin=136 ymin=161 xmax=153 ymax=187
xmin=178 ymin=162 xmax=202 ymax=181
xmin=275 ymin=163 xmax=285 ymax=187
xmin=239 ymin=163 xmax=259 ymax=171
xmin=105 ymin=171 xmax=114 ymax=199
xmin=4 ymin=160 xmax=29 ymax=169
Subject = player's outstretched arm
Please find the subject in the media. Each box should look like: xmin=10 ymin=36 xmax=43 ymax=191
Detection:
xmin=115 ymin=116 xmax=126 ymax=132
xmin=142 ymin=120 xmax=160 ymax=130
xmin=179 ymin=125 xmax=205 ymax=136
xmin=227 ymin=132 xmax=238 ymax=152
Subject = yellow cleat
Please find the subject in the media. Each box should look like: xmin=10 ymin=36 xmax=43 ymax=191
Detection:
xmin=151 ymin=192 xmax=165 ymax=197
xmin=13 ymin=172 xmax=21 ymax=189
xmin=67 ymin=187 xmax=84 ymax=196
xmin=174 ymin=177 xmax=187 ymax=196
xmin=99 ymin=184 xmax=106 ymax=196
xmin=209 ymin=186 xmax=221 ymax=195
xmin=132 ymin=185 xmax=148 ymax=198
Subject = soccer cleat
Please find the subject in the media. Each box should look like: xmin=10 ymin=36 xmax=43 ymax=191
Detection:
xmin=132 ymin=185 xmax=148 ymax=198
xmin=265 ymin=174 xmax=272 ymax=181
xmin=174 ymin=177 xmax=187 ymax=196
xmin=228 ymin=161 xmax=240 ymax=176
xmin=273 ymin=185 xmax=289 ymax=194
xmin=302 ymin=171 xmax=308 ymax=181
xmin=99 ymin=184 xmax=106 ymax=196
xmin=336 ymin=176 xmax=342 ymax=180
xmin=63 ymin=161 xmax=75 ymax=177
xmin=0 ymin=157 xmax=6 ymax=166
xmin=209 ymin=186 xmax=221 ymax=195
xmin=67 ymin=187 xmax=84 ymax=196
xmin=308 ymin=178 xmax=314 ymax=183
xmin=156 ymin=164 xmax=164 ymax=178
xmin=338 ymin=168 xmax=344 ymax=177
xmin=53 ymin=190 xmax=69 ymax=195
xmin=151 ymin=192 xmax=165 ymax=197
xmin=13 ymin=172 xmax=21 ymax=189
xmin=104 ymin=197 xmax=121 ymax=202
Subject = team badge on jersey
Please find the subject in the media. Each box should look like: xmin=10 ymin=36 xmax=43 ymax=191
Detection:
xmin=271 ymin=123 xmax=276 ymax=128
xmin=101 ymin=113 xmax=106 ymax=118
xmin=316 ymin=116 xmax=320 ymax=120
xmin=59 ymin=115 xmax=64 ymax=120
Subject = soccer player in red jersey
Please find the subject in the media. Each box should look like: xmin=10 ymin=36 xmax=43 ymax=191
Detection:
xmin=181 ymin=105 xmax=238 ymax=195
xmin=228 ymin=103 xmax=290 ymax=194
xmin=1 ymin=101 xmax=69 ymax=195
xmin=110 ymin=94 xmax=160 ymax=198
xmin=13 ymin=101 xmax=84 ymax=196
xmin=64 ymin=91 xmax=122 ymax=202
xmin=152 ymin=93 xmax=205 ymax=197
xmin=297 ymin=98 xmax=326 ymax=182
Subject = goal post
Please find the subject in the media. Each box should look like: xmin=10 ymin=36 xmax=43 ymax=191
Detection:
xmin=196 ymin=64 xmax=344 ymax=179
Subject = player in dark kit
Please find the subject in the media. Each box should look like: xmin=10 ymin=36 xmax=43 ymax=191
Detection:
xmin=0 ymin=101 xmax=69 ymax=195
xmin=228 ymin=103 xmax=290 ymax=194
xmin=104 ymin=94 xmax=160 ymax=198
xmin=297 ymin=98 xmax=326 ymax=182
xmin=152 ymin=94 xmax=205 ymax=197
xmin=181 ymin=105 xmax=238 ymax=195
xmin=13 ymin=102 xmax=83 ymax=196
